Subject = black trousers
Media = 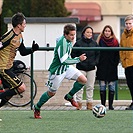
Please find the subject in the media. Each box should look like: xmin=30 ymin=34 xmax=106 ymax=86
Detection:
xmin=125 ymin=66 xmax=133 ymax=101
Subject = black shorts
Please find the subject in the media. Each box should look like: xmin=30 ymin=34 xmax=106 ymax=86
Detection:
xmin=0 ymin=69 xmax=22 ymax=89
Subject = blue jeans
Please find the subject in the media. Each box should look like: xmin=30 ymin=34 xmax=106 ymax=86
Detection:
xmin=99 ymin=80 xmax=116 ymax=91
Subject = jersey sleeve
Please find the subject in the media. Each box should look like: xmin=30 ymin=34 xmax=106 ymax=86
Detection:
xmin=0 ymin=30 xmax=16 ymax=50
xmin=18 ymin=39 xmax=33 ymax=56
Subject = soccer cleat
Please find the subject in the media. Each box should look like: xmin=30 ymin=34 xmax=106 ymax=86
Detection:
xmin=76 ymin=102 xmax=82 ymax=110
xmin=32 ymin=105 xmax=42 ymax=119
xmin=64 ymin=94 xmax=79 ymax=108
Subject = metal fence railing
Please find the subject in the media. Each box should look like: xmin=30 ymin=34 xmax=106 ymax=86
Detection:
xmin=29 ymin=47 xmax=133 ymax=109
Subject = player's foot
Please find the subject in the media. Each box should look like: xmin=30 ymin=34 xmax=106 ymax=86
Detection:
xmin=64 ymin=94 xmax=79 ymax=108
xmin=125 ymin=102 xmax=133 ymax=110
xmin=109 ymin=106 xmax=114 ymax=110
xmin=76 ymin=102 xmax=82 ymax=110
xmin=32 ymin=105 xmax=42 ymax=119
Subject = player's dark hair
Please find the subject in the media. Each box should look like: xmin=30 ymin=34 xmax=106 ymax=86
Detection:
xmin=12 ymin=12 xmax=25 ymax=28
xmin=63 ymin=24 xmax=76 ymax=35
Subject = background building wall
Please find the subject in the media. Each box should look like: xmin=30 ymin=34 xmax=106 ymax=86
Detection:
xmin=89 ymin=16 xmax=120 ymax=41
xmin=65 ymin=0 xmax=133 ymax=15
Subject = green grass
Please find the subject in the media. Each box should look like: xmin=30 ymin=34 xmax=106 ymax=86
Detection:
xmin=83 ymin=85 xmax=131 ymax=100
xmin=0 ymin=110 xmax=133 ymax=133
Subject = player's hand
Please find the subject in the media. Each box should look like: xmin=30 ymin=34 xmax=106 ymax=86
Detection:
xmin=32 ymin=40 xmax=39 ymax=52
xmin=79 ymin=53 xmax=87 ymax=61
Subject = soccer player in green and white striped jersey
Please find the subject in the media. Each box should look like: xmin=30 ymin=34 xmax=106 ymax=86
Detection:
xmin=33 ymin=24 xmax=87 ymax=119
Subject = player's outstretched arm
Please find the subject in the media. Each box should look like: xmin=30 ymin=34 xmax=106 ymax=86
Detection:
xmin=19 ymin=40 xmax=39 ymax=56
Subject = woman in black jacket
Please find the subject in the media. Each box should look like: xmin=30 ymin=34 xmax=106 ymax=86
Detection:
xmin=71 ymin=26 xmax=100 ymax=110
xmin=96 ymin=25 xmax=119 ymax=110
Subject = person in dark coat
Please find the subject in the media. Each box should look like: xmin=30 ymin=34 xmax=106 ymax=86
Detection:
xmin=96 ymin=25 xmax=119 ymax=110
xmin=71 ymin=25 xmax=100 ymax=110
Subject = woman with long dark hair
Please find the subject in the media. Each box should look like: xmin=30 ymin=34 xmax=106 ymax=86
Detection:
xmin=96 ymin=25 xmax=119 ymax=110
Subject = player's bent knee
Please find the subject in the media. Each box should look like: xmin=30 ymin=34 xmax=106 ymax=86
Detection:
xmin=18 ymin=83 xmax=26 ymax=93
xmin=77 ymin=75 xmax=87 ymax=84
xmin=47 ymin=91 xmax=56 ymax=97
xmin=83 ymin=78 xmax=87 ymax=84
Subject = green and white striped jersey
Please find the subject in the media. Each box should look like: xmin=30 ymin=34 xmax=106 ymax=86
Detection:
xmin=48 ymin=36 xmax=80 ymax=75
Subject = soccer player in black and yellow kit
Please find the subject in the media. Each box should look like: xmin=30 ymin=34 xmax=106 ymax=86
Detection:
xmin=0 ymin=12 xmax=39 ymax=107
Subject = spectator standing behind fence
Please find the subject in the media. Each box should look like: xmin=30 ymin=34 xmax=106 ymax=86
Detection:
xmin=71 ymin=26 xmax=100 ymax=110
xmin=96 ymin=25 xmax=119 ymax=110
xmin=120 ymin=15 xmax=133 ymax=110
xmin=33 ymin=24 xmax=87 ymax=119
xmin=0 ymin=12 xmax=39 ymax=107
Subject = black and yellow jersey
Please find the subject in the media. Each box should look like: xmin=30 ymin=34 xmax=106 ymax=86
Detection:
xmin=0 ymin=29 xmax=33 ymax=69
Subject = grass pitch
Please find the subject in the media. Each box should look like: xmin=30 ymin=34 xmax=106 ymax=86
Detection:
xmin=0 ymin=110 xmax=133 ymax=133
xmin=83 ymin=86 xmax=131 ymax=100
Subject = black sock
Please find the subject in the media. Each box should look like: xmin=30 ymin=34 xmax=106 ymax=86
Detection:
xmin=0 ymin=96 xmax=12 ymax=107
xmin=0 ymin=99 xmax=8 ymax=107
xmin=0 ymin=89 xmax=17 ymax=99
